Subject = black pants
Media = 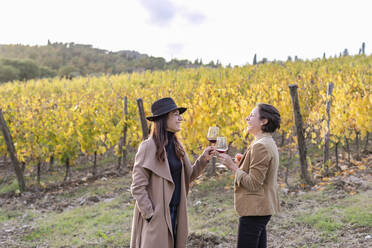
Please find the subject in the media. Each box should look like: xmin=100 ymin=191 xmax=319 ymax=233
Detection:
xmin=237 ymin=215 xmax=271 ymax=248
xmin=170 ymin=205 xmax=178 ymax=248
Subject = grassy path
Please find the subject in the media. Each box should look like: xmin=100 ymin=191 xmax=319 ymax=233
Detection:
xmin=0 ymin=169 xmax=371 ymax=247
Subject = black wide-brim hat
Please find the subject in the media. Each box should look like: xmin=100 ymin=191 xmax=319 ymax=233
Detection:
xmin=146 ymin=97 xmax=187 ymax=121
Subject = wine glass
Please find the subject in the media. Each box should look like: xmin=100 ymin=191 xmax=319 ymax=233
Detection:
xmin=216 ymin=136 xmax=228 ymax=153
xmin=207 ymin=126 xmax=219 ymax=145
xmin=216 ymin=136 xmax=228 ymax=168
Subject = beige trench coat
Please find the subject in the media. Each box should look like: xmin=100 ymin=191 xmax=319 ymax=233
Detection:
xmin=130 ymin=137 xmax=208 ymax=248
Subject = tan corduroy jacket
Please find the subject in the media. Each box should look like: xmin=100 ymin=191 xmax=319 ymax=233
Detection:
xmin=234 ymin=133 xmax=280 ymax=216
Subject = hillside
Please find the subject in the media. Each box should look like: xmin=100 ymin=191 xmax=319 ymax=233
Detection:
xmin=0 ymin=42 xmax=218 ymax=83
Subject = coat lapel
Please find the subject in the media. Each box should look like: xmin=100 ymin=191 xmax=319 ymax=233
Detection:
xmin=238 ymin=145 xmax=251 ymax=168
xmin=142 ymin=138 xmax=174 ymax=184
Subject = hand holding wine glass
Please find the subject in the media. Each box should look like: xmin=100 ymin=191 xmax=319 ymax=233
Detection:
xmin=216 ymin=137 xmax=238 ymax=172
xmin=201 ymin=146 xmax=216 ymax=162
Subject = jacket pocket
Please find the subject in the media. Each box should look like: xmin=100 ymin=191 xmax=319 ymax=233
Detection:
xmin=245 ymin=188 xmax=264 ymax=197
xmin=145 ymin=205 xmax=159 ymax=225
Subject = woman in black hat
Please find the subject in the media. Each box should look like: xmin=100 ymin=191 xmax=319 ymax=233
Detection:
xmin=130 ymin=97 xmax=215 ymax=248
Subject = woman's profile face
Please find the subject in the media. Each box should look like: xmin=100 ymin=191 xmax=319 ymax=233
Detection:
xmin=166 ymin=110 xmax=183 ymax=133
xmin=245 ymin=107 xmax=264 ymax=135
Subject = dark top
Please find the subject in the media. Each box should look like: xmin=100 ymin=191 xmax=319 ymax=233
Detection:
xmin=165 ymin=131 xmax=182 ymax=207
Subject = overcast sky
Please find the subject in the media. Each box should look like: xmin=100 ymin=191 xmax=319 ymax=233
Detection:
xmin=1 ymin=0 xmax=371 ymax=65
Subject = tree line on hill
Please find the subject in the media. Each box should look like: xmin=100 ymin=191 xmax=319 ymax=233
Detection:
xmin=0 ymin=41 xmax=222 ymax=83
xmin=252 ymin=42 xmax=367 ymax=65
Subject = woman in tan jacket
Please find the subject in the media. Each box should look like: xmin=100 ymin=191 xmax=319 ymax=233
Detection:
xmin=218 ymin=103 xmax=281 ymax=248
xmin=130 ymin=97 xmax=215 ymax=248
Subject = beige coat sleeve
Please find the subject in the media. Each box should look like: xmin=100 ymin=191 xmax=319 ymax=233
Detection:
xmin=235 ymin=143 xmax=271 ymax=192
xmin=189 ymin=154 xmax=209 ymax=182
xmin=130 ymin=141 xmax=154 ymax=219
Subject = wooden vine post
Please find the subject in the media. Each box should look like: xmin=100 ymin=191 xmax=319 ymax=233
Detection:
xmin=0 ymin=109 xmax=26 ymax=192
xmin=288 ymin=85 xmax=313 ymax=185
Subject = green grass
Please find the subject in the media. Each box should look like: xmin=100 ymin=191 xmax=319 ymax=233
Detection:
xmin=187 ymin=173 xmax=238 ymax=237
xmin=191 ymin=174 xmax=232 ymax=193
xmin=342 ymin=193 xmax=372 ymax=227
xmin=0 ymin=178 xmax=19 ymax=193
xmin=23 ymin=198 xmax=134 ymax=247
xmin=0 ymin=209 xmax=22 ymax=223
xmin=0 ymin=175 xmax=134 ymax=247
xmin=299 ymin=190 xmax=329 ymax=201
xmin=188 ymin=194 xmax=237 ymax=237
xmin=297 ymin=207 xmax=343 ymax=232
xmin=299 ymin=244 xmax=322 ymax=248
xmin=0 ymin=208 xmax=37 ymax=227
xmin=296 ymin=190 xmax=372 ymax=233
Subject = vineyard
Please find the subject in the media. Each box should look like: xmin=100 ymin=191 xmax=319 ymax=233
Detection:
xmin=0 ymin=54 xmax=371 ymax=191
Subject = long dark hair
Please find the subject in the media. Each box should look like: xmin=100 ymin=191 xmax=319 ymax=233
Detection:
xmin=151 ymin=113 xmax=185 ymax=162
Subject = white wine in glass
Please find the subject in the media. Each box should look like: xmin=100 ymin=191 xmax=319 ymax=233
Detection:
xmin=216 ymin=136 xmax=228 ymax=153
xmin=207 ymin=126 xmax=219 ymax=145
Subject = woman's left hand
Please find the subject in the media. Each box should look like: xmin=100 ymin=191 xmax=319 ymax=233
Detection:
xmin=218 ymin=153 xmax=238 ymax=172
